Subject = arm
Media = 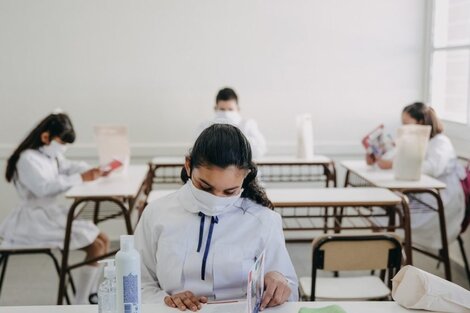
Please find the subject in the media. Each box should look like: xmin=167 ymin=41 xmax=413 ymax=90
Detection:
xmin=243 ymin=120 xmax=267 ymax=159
xmin=422 ymin=141 xmax=453 ymax=177
xmin=263 ymin=213 xmax=299 ymax=302
xmin=17 ymin=153 xmax=82 ymax=198
xmin=57 ymin=155 xmax=90 ymax=175
xmin=134 ymin=208 xmax=169 ymax=303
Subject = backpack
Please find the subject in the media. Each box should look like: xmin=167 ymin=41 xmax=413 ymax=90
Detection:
xmin=460 ymin=161 xmax=470 ymax=233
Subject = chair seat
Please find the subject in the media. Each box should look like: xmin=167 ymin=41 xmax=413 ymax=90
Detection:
xmin=300 ymin=276 xmax=391 ymax=300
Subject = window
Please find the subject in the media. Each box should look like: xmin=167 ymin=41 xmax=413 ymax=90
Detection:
xmin=428 ymin=0 xmax=470 ymax=125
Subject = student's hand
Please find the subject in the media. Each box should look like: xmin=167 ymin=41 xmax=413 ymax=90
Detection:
xmin=80 ymin=168 xmax=102 ymax=182
xmin=164 ymin=291 xmax=208 ymax=311
xmin=376 ymin=158 xmax=393 ymax=170
xmin=366 ymin=154 xmax=376 ymax=165
xmin=260 ymin=271 xmax=291 ymax=310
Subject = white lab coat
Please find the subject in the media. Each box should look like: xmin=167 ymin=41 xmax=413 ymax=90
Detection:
xmin=197 ymin=118 xmax=267 ymax=159
xmin=410 ymin=134 xmax=466 ymax=250
xmin=134 ymin=182 xmax=299 ymax=303
xmin=0 ymin=148 xmax=100 ymax=250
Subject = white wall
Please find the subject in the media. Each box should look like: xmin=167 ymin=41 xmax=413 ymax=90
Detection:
xmin=0 ymin=0 xmax=430 ymax=241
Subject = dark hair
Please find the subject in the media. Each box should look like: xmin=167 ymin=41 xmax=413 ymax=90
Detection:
xmin=5 ymin=113 xmax=76 ymax=182
xmin=216 ymin=87 xmax=238 ymax=105
xmin=402 ymin=102 xmax=443 ymax=138
xmin=181 ymin=124 xmax=273 ymax=209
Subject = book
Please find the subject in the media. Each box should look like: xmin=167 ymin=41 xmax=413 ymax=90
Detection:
xmin=362 ymin=124 xmax=394 ymax=158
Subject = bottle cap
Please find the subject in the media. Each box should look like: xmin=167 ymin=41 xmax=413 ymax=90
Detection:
xmin=98 ymin=259 xmax=115 ymax=278
xmin=120 ymin=235 xmax=135 ymax=252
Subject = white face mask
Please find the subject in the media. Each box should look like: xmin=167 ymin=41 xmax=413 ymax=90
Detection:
xmin=187 ymin=179 xmax=243 ymax=216
xmin=215 ymin=111 xmax=242 ymax=125
xmin=42 ymin=140 xmax=68 ymax=158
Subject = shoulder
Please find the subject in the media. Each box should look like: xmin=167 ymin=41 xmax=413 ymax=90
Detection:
xmin=240 ymin=198 xmax=282 ymax=225
xmin=18 ymin=149 xmax=45 ymax=166
xmin=430 ymin=134 xmax=454 ymax=150
xmin=142 ymin=190 xmax=180 ymax=220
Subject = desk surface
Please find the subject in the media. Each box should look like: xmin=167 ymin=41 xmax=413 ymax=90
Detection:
xmin=341 ymin=160 xmax=446 ymax=190
xmin=151 ymin=155 xmax=333 ymax=166
xmin=266 ymin=187 xmax=402 ymax=207
xmin=66 ymin=165 xmax=148 ymax=199
xmin=0 ymin=302 xmax=438 ymax=313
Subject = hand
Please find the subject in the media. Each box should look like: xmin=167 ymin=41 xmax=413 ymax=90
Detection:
xmin=376 ymin=158 xmax=393 ymax=170
xmin=260 ymin=271 xmax=291 ymax=310
xmin=164 ymin=291 xmax=208 ymax=311
xmin=80 ymin=168 xmax=102 ymax=182
xmin=366 ymin=154 xmax=376 ymax=165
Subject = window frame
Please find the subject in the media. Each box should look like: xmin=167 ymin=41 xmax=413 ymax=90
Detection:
xmin=424 ymin=0 xmax=470 ymax=141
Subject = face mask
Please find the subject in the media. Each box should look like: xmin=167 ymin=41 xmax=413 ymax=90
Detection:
xmin=187 ymin=179 xmax=243 ymax=216
xmin=215 ymin=111 xmax=242 ymax=125
xmin=42 ymin=140 xmax=68 ymax=158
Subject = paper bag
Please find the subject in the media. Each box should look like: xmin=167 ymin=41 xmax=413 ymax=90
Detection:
xmin=94 ymin=125 xmax=130 ymax=175
xmin=296 ymin=114 xmax=314 ymax=159
xmin=392 ymin=265 xmax=470 ymax=313
xmin=393 ymin=125 xmax=431 ymax=180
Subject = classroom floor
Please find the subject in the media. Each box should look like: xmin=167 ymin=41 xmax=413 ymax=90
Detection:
xmin=0 ymin=241 xmax=468 ymax=306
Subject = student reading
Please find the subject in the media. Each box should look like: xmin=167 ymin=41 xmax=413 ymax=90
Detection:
xmin=196 ymin=87 xmax=267 ymax=159
xmin=367 ymin=102 xmax=465 ymax=250
xmin=134 ymin=124 xmax=298 ymax=311
xmin=0 ymin=113 xmax=109 ymax=304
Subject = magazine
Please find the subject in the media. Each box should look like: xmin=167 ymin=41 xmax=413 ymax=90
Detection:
xmin=362 ymin=124 xmax=394 ymax=158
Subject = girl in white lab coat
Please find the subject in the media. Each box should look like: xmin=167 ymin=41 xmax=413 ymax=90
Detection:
xmin=135 ymin=124 xmax=298 ymax=311
xmin=196 ymin=87 xmax=267 ymax=159
xmin=0 ymin=113 xmax=110 ymax=304
xmin=369 ymin=102 xmax=465 ymax=250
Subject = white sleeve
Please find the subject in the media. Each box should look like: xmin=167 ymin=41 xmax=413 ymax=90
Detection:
xmin=264 ymin=213 xmax=299 ymax=301
xmin=17 ymin=153 xmax=82 ymax=198
xmin=57 ymin=155 xmax=90 ymax=175
xmin=422 ymin=139 xmax=453 ymax=178
xmin=243 ymin=120 xmax=267 ymax=159
xmin=134 ymin=207 xmax=169 ymax=303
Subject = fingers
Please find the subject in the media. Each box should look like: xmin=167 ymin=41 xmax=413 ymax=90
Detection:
xmin=260 ymin=279 xmax=277 ymax=310
xmin=266 ymin=283 xmax=290 ymax=308
xmin=164 ymin=296 xmax=177 ymax=308
xmin=166 ymin=291 xmax=203 ymax=312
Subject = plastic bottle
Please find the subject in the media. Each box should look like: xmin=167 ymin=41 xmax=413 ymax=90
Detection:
xmin=116 ymin=235 xmax=141 ymax=313
xmin=98 ymin=259 xmax=116 ymax=313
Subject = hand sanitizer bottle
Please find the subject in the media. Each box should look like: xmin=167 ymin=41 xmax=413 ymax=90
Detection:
xmin=116 ymin=235 xmax=141 ymax=313
xmin=98 ymin=259 xmax=116 ymax=313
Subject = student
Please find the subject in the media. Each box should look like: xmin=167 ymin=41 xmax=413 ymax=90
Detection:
xmin=135 ymin=124 xmax=298 ymax=311
xmin=197 ymin=87 xmax=267 ymax=159
xmin=0 ymin=113 xmax=110 ymax=304
xmin=368 ymin=102 xmax=465 ymax=250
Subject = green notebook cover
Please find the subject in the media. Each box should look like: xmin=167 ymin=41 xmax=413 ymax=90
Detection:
xmin=298 ymin=305 xmax=347 ymax=313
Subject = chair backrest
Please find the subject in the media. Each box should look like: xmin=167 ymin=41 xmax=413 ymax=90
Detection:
xmin=310 ymin=233 xmax=402 ymax=300
xmin=458 ymin=156 xmax=470 ymax=233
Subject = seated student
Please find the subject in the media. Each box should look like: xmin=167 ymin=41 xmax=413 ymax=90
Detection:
xmin=367 ymin=102 xmax=465 ymax=250
xmin=135 ymin=124 xmax=298 ymax=311
xmin=196 ymin=87 xmax=267 ymax=159
xmin=0 ymin=113 xmax=110 ymax=304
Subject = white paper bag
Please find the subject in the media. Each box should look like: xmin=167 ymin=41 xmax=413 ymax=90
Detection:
xmin=393 ymin=125 xmax=431 ymax=180
xmin=94 ymin=125 xmax=130 ymax=175
xmin=392 ymin=265 xmax=470 ymax=313
xmin=296 ymin=114 xmax=314 ymax=159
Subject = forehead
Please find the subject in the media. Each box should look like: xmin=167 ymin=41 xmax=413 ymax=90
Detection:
xmin=216 ymin=100 xmax=238 ymax=110
xmin=193 ymin=165 xmax=246 ymax=186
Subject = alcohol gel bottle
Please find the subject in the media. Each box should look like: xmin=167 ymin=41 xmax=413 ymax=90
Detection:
xmin=98 ymin=259 xmax=116 ymax=313
xmin=116 ymin=235 xmax=141 ymax=313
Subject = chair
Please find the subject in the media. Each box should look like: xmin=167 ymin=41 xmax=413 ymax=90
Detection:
xmin=299 ymin=233 xmax=402 ymax=301
xmin=0 ymin=246 xmax=74 ymax=304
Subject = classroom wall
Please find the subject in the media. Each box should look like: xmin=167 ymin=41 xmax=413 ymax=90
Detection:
xmin=5 ymin=0 xmax=460 ymax=259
